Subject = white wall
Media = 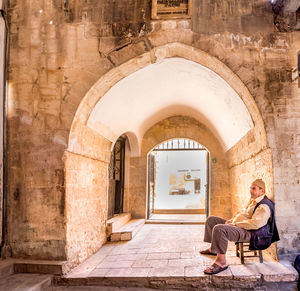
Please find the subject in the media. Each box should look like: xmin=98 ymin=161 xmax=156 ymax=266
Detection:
xmin=154 ymin=150 xmax=207 ymax=210
xmin=87 ymin=57 xmax=254 ymax=153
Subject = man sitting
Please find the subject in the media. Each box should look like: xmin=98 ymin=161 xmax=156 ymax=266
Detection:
xmin=201 ymin=179 xmax=280 ymax=275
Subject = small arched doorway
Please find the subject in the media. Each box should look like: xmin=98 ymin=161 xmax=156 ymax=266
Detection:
xmin=147 ymin=138 xmax=209 ymax=222
xmin=108 ymin=136 xmax=127 ymax=219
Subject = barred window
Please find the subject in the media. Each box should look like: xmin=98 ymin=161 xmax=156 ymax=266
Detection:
xmin=152 ymin=0 xmax=192 ymax=19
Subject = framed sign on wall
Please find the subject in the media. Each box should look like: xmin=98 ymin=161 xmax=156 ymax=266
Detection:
xmin=152 ymin=0 xmax=192 ymax=19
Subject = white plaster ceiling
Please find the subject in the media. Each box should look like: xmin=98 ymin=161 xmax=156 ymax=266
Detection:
xmin=87 ymin=57 xmax=254 ymax=153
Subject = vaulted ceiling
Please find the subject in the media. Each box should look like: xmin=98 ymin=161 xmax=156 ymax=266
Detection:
xmin=87 ymin=58 xmax=254 ymax=153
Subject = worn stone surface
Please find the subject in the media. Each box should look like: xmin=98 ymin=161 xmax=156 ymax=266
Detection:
xmin=272 ymin=0 xmax=300 ymax=32
xmin=0 ymin=273 xmax=52 ymax=291
xmin=64 ymin=151 xmax=108 ymax=268
xmin=52 ymin=224 xmax=297 ymax=290
xmin=192 ymin=0 xmax=275 ymax=35
xmin=6 ymin=0 xmax=300 ymax=269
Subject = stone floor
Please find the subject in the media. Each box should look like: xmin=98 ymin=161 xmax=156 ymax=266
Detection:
xmin=55 ymin=225 xmax=298 ymax=290
xmin=148 ymin=214 xmax=206 ymax=223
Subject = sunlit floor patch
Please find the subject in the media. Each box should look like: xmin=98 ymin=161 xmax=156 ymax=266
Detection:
xmin=61 ymin=224 xmax=297 ymax=291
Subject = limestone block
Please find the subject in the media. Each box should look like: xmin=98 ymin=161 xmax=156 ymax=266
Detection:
xmin=108 ymin=41 xmax=148 ymax=67
xmin=110 ymin=233 xmax=121 ymax=242
xmin=120 ymin=233 xmax=132 ymax=241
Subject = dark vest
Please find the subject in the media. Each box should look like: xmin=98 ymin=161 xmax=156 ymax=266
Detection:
xmin=249 ymin=196 xmax=280 ymax=250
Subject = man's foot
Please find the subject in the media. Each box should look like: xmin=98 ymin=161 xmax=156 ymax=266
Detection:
xmin=199 ymin=249 xmax=217 ymax=256
xmin=203 ymin=263 xmax=229 ymax=275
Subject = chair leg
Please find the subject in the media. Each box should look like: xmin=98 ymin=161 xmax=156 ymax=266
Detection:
xmin=239 ymin=243 xmax=244 ymax=264
xmin=236 ymin=244 xmax=239 ymax=257
xmin=259 ymin=250 xmax=263 ymax=263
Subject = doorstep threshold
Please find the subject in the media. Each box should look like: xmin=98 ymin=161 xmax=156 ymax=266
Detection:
xmin=145 ymin=219 xmax=205 ymax=224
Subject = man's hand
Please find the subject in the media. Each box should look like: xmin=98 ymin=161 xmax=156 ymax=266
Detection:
xmin=225 ymin=218 xmax=233 ymax=224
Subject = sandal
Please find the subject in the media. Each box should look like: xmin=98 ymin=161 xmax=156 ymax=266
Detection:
xmin=204 ymin=263 xmax=229 ymax=275
xmin=199 ymin=249 xmax=217 ymax=256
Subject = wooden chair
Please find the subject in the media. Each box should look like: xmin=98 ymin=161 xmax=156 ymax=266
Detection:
xmin=236 ymin=242 xmax=263 ymax=264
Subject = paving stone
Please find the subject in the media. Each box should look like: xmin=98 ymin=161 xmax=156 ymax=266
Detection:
xmin=97 ymin=260 xmax=134 ymax=269
xmin=100 ymin=256 xmax=119 ymax=263
xmin=148 ymin=266 xmax=184 ymax=277
xmin=102 ymin=267 xmax=151 ymax=278
xmin=147 ymin=252 xmax=181 ymax=260
xmin=117 ymin=254 xmax=148 ymax=261
xmin=230 ymin=264 xmax=261 ymax=279
xmin=88 ymin=268 xmax=110 ymax=277
xmin=168 ymin=259 xmax=199 ymax=267
xmin=122 ymin=268 xmax=151 ymax=277
xmin=180 ymin=252 xmax=194 ymax=259
xmin=184 ymin=265 xmax=208 ymax=277
xmin=149 ymin=260 xmax=169 ymax=268
xmin=131 ymin=260 xmax=152 ymax=268
xmin=103 ymin=268 xmax=131 ymax=277
xmin=247 ymin=261 xmax=299 ymax=282
xmin=109 ymin=248 xmax=139 ymax=255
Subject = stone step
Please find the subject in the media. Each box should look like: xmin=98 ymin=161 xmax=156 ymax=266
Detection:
xmin=0 ymin=259 xmax=14 ymax=278
xmin=145 ymin=219 xmax=205 ymax=225
xmin=0 ymin=273 xmax=52 ymax=290
xmin=107 ymin=213 xmax=131 ymax=236
xmin=110 ymin=219 xmax=145 ymax=241
xmin=14 ymin=259 xmax=69 ymax=275
xmin=53 ymin=261 xmax=299 ymax=290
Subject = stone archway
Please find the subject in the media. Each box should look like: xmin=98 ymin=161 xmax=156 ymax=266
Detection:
xmin=64 ymin=42 xmax=273 ymax=267
xmin=68 ymin=42 xmax=267 ymax=156
xmin=128 ymin=115 xmax=229 ymax=220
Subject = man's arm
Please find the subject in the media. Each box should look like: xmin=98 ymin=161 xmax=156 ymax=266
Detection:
xmin=234 ymin=204 xmax=271 ymax=230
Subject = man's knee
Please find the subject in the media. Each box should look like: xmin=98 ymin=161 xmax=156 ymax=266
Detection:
xmin=212 ymin=224 xmax=227 ymax=235
xmin=206 ymin=216 xmax=219 ymax=225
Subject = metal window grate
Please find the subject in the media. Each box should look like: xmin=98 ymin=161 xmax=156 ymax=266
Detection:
xmin=153 ymin=138 xmax=206 ymax=151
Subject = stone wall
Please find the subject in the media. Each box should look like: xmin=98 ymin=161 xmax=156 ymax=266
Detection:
xmin=65 ymin=120 xmax=111 ymax=266
xmin=226 ymin=121 xmax=271 ymax=218
xmin=6 ymin=0 xmax=300 ymax=266
xmin=272 ymin=35 xmax=300 ymax=259
xmin=192 ymin=0 xmax=274 ymax=35
xmin=64 ymin=151 xmax=108 ymax=268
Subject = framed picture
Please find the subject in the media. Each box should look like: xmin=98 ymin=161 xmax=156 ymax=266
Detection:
xmin=152 ymin=0 xmax=192 ymax=20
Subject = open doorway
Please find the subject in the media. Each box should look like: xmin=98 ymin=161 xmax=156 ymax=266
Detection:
xmin=107 ymin=136 xmax=126 ymax=219
xmin=147 ymin=138 xmax=209 ymax=223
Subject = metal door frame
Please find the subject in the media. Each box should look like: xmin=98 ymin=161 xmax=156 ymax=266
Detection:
xmin=108 ymin=136 xmax=126 ymax=218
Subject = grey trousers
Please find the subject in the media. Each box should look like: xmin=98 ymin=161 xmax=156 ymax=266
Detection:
xmin=204 ymin=216 xmax=251 ymax=254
